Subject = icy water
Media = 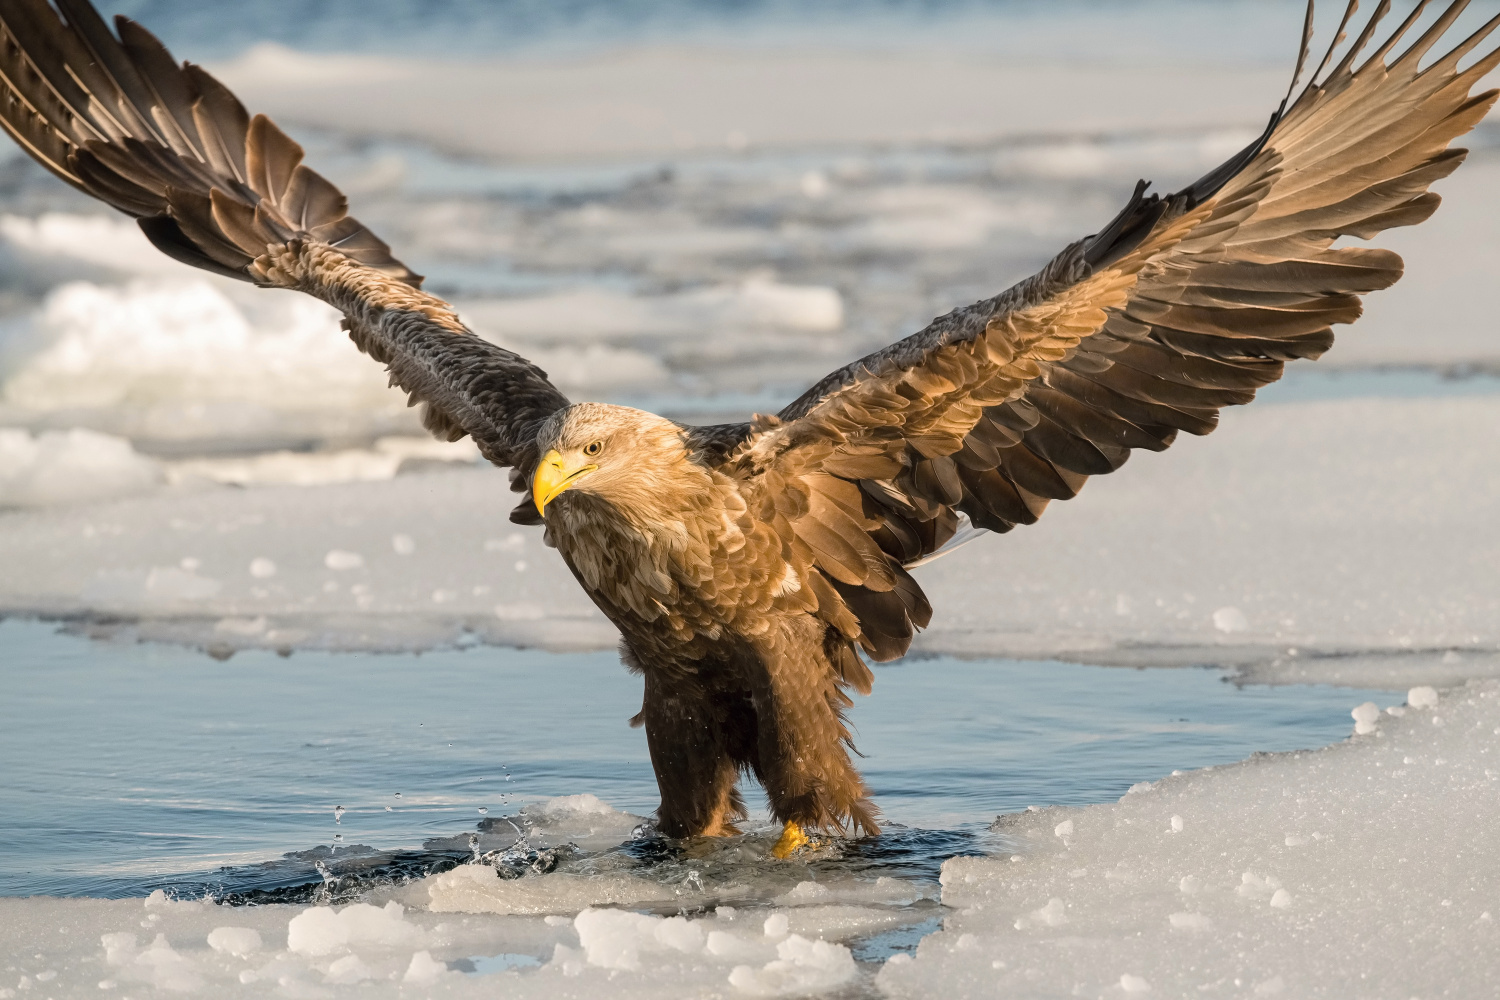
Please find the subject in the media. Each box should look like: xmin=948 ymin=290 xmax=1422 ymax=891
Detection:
xmin=0 ymin=619 xmax=1396 ymax=904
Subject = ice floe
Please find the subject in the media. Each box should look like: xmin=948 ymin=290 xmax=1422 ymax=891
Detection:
xmin=0 ymin=428 xmax=160 ymax=507
xmin=0 ymin=873 xmax=915 ymax=998
xmin=877 ymin=681 xmax=1500 ymax=999
xmin=3 ymin=679 xmax=1494 ymax=998
xmin=1 ymin=395 xmax=1494 ymax=681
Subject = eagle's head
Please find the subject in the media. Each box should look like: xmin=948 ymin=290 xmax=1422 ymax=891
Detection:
xmin=530 ymin=402 xmax=691 ymax=518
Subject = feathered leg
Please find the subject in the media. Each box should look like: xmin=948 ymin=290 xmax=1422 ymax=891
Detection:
xmin=749 ymin=620 xmax=879 ymax=846
xmin=639 ymin=669 xmax=751 ymax=838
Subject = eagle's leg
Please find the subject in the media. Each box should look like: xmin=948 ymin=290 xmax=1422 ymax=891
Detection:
xmin=751 ymin=626 xmax=879 ymax=845
xmin=639 ymin=669 xmax=751 ymax=839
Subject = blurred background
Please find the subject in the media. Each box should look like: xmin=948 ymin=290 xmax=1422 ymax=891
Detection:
xmin=4 ymin=0 xmax=1495 ymax=506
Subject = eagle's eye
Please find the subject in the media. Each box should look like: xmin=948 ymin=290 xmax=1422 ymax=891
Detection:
xmin=583 ymin=439 xmax=604 ymax=458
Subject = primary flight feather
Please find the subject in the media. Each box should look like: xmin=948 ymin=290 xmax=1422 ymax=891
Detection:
xmin=3 ymin=0 xmax=1495 ymax=854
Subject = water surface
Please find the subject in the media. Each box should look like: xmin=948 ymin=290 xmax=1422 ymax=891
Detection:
xmin=0 ymin=619 xmax=1395 ymax=900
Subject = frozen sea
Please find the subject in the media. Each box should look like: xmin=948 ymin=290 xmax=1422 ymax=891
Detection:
xmin=1 ymin=0 xmax=1499 ymax=996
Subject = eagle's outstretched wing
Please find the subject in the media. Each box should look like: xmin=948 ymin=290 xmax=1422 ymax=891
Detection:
xmin=726 ymin=0 xmax=1500 ymax=665
xmin=0 ymin=0 xmax=568 ymax=472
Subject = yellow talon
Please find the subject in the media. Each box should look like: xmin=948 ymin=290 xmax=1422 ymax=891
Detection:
xmin=770 ymin=821 xmax=811 ymax=859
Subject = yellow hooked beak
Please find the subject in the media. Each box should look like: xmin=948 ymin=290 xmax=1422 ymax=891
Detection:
xmin=532 ymin=449 xmax=598 ymax=516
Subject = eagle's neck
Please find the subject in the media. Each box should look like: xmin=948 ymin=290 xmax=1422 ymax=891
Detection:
xmin=548 ymin=460 xmax=753 ymax=631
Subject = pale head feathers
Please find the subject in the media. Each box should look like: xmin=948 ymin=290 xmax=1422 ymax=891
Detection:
xmin=535 ymin=402 xmax=701 ymax=520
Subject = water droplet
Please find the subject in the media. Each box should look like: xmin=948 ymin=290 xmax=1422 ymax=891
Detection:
xmin=478 ymin=806 xmax=488 ymax=815
xmin=394 ymin=792 xmax=402 ymax=798
xmin=333 ymin=833 xmax=343 ymax=842
xmin=385 ymin=805 xmax=392 ymax=812
xmin=333 ymin=805 xmax=345 ymax=824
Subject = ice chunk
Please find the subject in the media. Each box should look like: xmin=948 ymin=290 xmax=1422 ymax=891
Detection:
xmin=461 ymin=278 xmax=842 ymax=342
xmin=774 ymin=876 xmax=922 ymax=907
xmin=1212 ymin=606 xmax=1249 ymax=633
xmin=323 ymin=550 xmax=364 ymax=570
xmin=0 ymin=212 xmax=181 ymax=276
xmin=325 ymin=953 xmax=374 ymax=984
xmin=575 ymin=908 xmax=691 ymax=970
xmin=1054 ymin=819 xmax=1073 ymax=839
xmin=401 ymin=950 xmax=448 ymax=984
xmin=392 ymin=533 xmax=416 ymax=555
xmin=426 ymin=864 xmax=671 ymax=915
xmin=247 ymin=557 xmax=276 ymax=579
xmin=1120 ymin=973 xmax=1152 ymax=992
xmin=516 ymin=793 xmax=648 ymax=847
xmin=1168 ymin=912 xmax=1212 ymax=932
xmin=800 ymin=170 xmax=830 ymax=198
xmin=285 ymin=901 xmax=420 ymax=955
xmin=1408 ymin=686 xmax=1440 ymax=709
xmin=1236 ymin=872 xmax=1282 ymax=900
xmin=144 ymin=566 xmax=221 ymax=601
xmin=1015 ymin=897 xmax=1068 ymax=929
xmin=0 ymin=428 xmax=160 ymax=507
xmin=205 ymin=926 xmax=261 ymax=956
xmin=727 ymin=934 xmax=857 ymax=997
xmin=131 ymin=933 xmax=202 ymax=992
xmin=779 ymin=881 xmax=830 ymax=903
xmin=100 ymin=931 xmax=137 ymax=965
xmin=1351 ymin=702 xmax=1380 ymax=735
xmin=1170 ymin=815 xmax=1184 ymax=833
xmin=1 ymin=277 xmax=407 ymax=445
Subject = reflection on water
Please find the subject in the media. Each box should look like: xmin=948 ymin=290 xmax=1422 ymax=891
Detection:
xmin=0 ymin=619 xmax=1394 ymax=901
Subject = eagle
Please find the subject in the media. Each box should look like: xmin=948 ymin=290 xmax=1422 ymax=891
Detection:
xmin=2 ymin=0 xmax=1496 ymax=857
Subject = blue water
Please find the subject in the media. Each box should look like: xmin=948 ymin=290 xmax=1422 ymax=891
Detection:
xmin=0 ymin=619 xmax=1396 ymax=901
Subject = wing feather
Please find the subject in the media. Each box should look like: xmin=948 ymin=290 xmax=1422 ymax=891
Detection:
xmin=714 ymin=0 xmax=1499 ymax=661
xmin=0 ymin=1 xmax=568 ymax=475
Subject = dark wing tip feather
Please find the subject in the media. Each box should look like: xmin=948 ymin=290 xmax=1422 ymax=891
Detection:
xmin=0 ymin=0 xmax=421 ymax=287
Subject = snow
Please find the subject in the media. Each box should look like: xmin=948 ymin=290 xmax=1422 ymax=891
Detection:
xmin=875 ymin=681 xmax=1500 ymax=999
xmin=0 ymin=428 xmax=160 ymax=507
xmin=6 ymin=672 xmax=1494 ymax=1000
xmin=1 ymin=395 xmax=1494 ymax=677
xmin=460 ymin=279 xmax=843 ymax=341
xmin=0 ymin=880 xmax=895 ymax=998
xmin=208 ymin=40 xmax=1293 ymax=163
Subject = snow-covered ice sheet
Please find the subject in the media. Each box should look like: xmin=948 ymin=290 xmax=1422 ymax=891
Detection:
xmin=1 ymin=395 xmax=1494 ymax=677
xmin=0 ymin=891 xmax=894 ymax=999
xmin=210 ymin=41 xmax=1292 ymax=163
xmin=877 ymin=681 xmax=1500 ymax=999
xmin=2 ymin=683 xmax=1494 ymax=998
xmin=0 ymin=794 xmax=933 ymax=999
